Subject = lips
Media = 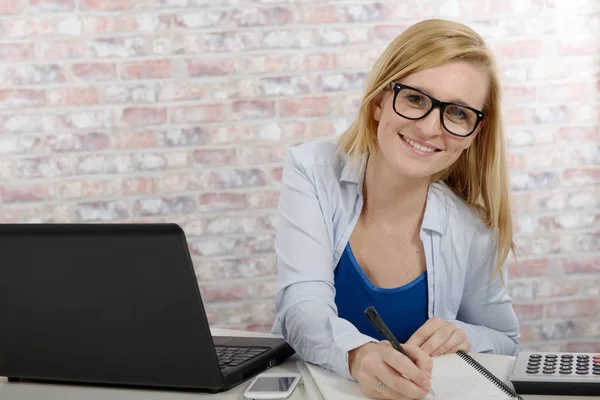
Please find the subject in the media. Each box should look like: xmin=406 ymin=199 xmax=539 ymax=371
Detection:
xmin=399 ymin=134 xmax=442 ymax=152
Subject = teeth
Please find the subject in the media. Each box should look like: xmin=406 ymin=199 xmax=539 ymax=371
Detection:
xmin=401 ymin=135 xmax=437 ymax=153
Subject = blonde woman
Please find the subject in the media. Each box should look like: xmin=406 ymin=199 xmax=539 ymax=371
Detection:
xmin=272 ymin=19 xmax=520 ymax=400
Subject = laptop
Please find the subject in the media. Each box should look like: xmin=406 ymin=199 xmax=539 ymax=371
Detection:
xmin=0 ymin=223 xmax=294 ymax=392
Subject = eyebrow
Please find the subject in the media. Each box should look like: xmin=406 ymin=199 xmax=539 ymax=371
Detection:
xmin=407 ymin=84 xmax=478 ymax=109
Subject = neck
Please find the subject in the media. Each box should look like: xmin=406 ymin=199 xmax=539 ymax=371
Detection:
xmin=361 ymin=151 xmax=431 ymax=223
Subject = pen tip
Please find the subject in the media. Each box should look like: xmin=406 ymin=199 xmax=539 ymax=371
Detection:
xmin=430 ymin=388 xmax=436 ymax=397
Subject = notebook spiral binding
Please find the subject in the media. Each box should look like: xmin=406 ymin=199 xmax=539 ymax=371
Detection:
xmin=456 ymin=350 xmax=523 ymax=400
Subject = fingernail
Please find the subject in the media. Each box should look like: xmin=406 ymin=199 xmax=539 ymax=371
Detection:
xmin=425 ymin=369 xmax=432 ymax=378
xmin=421 ymin=379 xmax=429 ymax=389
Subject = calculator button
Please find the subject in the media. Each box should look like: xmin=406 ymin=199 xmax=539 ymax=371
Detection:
xmin=577 ymin=355 xmax=590 ymax=360
xmin=543 ymin=369 xmax=555 ymax=374
xmin=561 ymin=354 xmax=574 ymax=359
xmin=526 ymin=369 xmax=539 ymax=374
xmin=528 ymin=362 xmax=541 ymax=367
xmin=530 ymin=354 xmax=542 ymax=360
xmin=559 ymin=370 xmax=572 ymax=374
xmin=560 ymin=361 xmax=573 ymax=366
xmin=593 ymin=370 xmax=600 ymax=375
xmin=545 ymin=354 xmax=558 ymax=358
xmin=576 ymin=370 xmax=589 ymax=375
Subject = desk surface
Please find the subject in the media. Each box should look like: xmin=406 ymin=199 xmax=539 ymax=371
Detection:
xmin=0 ymin=329 xmax=593 ymax=400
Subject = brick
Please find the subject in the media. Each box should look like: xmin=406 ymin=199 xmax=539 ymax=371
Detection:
xmin=193 ymin=149 xmax=237 ymax=166
xmin=262 ymin=29 xmax=316 ymax=49
xmin=231 ymin=101 xmax=275 ymax=120
xmin=557 ymin=126 xmax=598 ymax=143
xmin=72 ymin=63 xmax=117 ymax=82
xmin=29 ymin=0 xmax=74 ymax=12
xmin=103 ymin=83 xmax=157 ymax=104
xmin=190 ymin=237 xmax=243 ymax=257
xmin=568 ymin=188 xmax=600 ymax=209
xmin=373 ymin=25 xmax=409 ymax=42
xmin=297 ymin=5 xmax=338 ymax=24
xmin=65 ymin=110 xmax=112 ymax=129
xmin=198 ymin=193 xmax=247 ymax=212
xmin=0 ymin=43 xmax=35 ymax=61
xmin=547 ymin=299 xmax=597 ymax=318
xmin=531 ymin=321 xmax=575 ymax=341
xmin=4 ymin=65 xmax=66 ymax=85
xmin=208 ymin=256 xmax=276 ymax=280
xmin=318 ymin=27 xmax=370 ymax=46
xmin=1 ymin=204 xmax=70 ymax=223
xmin=258 ymin=76 xmax=311 ymax=96
xmin=342 ymin=3 xmax=383 ymax=22
xmin=157 ymin=82 xmax=187 ymax=102
xmin=206 ymin=169 xmax=268 ymax=190
xmin=74 ymin=201 xmax=129 ymax=222
xmin=122 ymin=60 xmax=172 ymax=80
xmin=508 ymin=258 xmax=550 ymax=277
xmin=122 ymin=108 xmax=167 ymax=125
xmin=319 ymin=72 xmax=366 ymax=93
xmin=562 ymin=168 xmax=600 ymax=186
xmin=3 ymin=19 xmax=54 ymax=38
xmin=1 ymin=114 xmax=42 ymax=133
xmin=15 ymin=157 xmax=74 ymax=179
xmin=186 ymin=58 xmax=237 ymax=77
xmin=0 ymin=136 xmax=41 ymax=155
xmin=89 ymin=38 xmax=146 ymax=58
xmin=0 ymin=89 xmax=45 ymax=108
xmin=81 ymin=15 xmax=137 ymax=35
xmin=265 ymin=121 xmax=307 ymax=140
xmin=204 ymin=215 xmax=273 ymax=236
xmin=499 ymin=40 xmax=543 ymax=58
xmin=503 ymin=85 xmax=537 ymax=104
xmin=554 ymin=212 xmax=599 ymax=230
xmin=171 ymin=104 xmax=225 ymax=123
xmin=237 ymin=145 xmax=285 ymax=165
xmin=81 ymin=0 xmax=131 ymax=10
xmin=280 ymin=96 xmax=331 ymax=117
xmin=244 ymin=234 xmax=275 ymax=254
xmin=218 ymin=302 xmax=275 ymax=326
xmin=243 ymin=55 xmax=290 ymax=74
xmin=231 ymin=7 xmax=292 ymax=27
xmin=508 ymin=281 xmax=536 ymax=301
xmin=199 ymin=79 xmax=256 ymax=101
xmin=45 ymin=132 xmax=110 ymax=153
xmin=134 ymin=196 xmax=196 ymax=217
xmin=154 ymin=173 xmax=191 ymax=192
xmin=136 ymin=13 xmax=171 ymax=32
xmin=210 ymin=125 xmax=256 ymax=144
xmin=160 ymin=127 xmax=208 ymax=147
xmin=573 ymin=233 xmax=600 ymax=252
xmin=510 ymin=171 xmax=560 ymax=191
xmin=134 ymin=153 xmax=165 ymax=171
xmin=48 ymin=87 xmax=99 ymax=106
xmin=558 ymin=38 xmax=600 ymax=56
xmin=531 ymin=58 xmax=598 ymax=81
xmin=174 ymin=10 xmax=227 ymax=28
xmin=204 ymin=31 xmax=260 ymax=52
xmin=0 ymin=0 xmax=26 ymax=14
xmin=536 ymin=279 xmax=579 ymax=298
xmin=562 ymin=257 xmax=600 ymax=274
xmin=336 ymin=47 xmax=381 ymax=69
xmin=112 ymin=130 xmax=157 ymax=149
xmin=76 ymin=154 xmax=134 ymax=175
xmin=199 ymin=283 xmax=256 ymax=302
xmin=580 ymin=278 xmax=600 ymax=297
xmin=0 ymin=184 xmax=53 ymax=203
xmin=38 ymin=40 xmax=86 ymax=60
xmin=513 ymin=304 xmax=543 ymax=321
xmin=60 ymin=180 xmax=107 ymax=200
xmin=566 ymin=342 xmax=600 ymax=353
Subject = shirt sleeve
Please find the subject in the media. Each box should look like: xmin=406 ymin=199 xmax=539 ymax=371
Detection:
xmin=271 ymin=148 xmax=376 ymax=381
xmin=451 ymin=225 xmax=520 ymax=356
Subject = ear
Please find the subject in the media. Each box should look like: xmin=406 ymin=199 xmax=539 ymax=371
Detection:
xmin=373 ymin=93 xmax=384 ymax=122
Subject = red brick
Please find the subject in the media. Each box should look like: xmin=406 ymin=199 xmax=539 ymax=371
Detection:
xmin=193 ymin=149 xmax=237 ymax=166
xmin=0 ymin=43 xmax=34 ymax=61
xmin=206 ymin=169 xmax=268 ymax=190
xmin=556 ymin=126 xmax=598 ymax=143
xmin=0 ymin=0 xmax=25 ymax=14
xmin=231 ymin=7 xmax=293 ymax=27
xmin=3 ymin=19 xmax=54 ymax=38
xmin=48 ymin=87 xmax=99 ymax=106
xmin=29 ymin=0 xmax=74 ymax=12
xmin=81 ymin=0 xmax=131 ymax=10
xmin=513 ymin=304 xmax=544 ymax=321
xmin=243 ymin=55 xmax=290 ymax=74
xmin=112 ymin=131 xmax=157 ymax=149
xmin=122 ymin=108 xmax=167 ymax=126
xmin=198 ymin=193 xmax=247 ymax=212
xmin=562 ymin=257 xmax=600 ymax=274
xmin=508 ymin=258 xmax=549 ymax=277
xmin=319 ymin=27 xmax=370 ymax=46
xmin=237 ymin=146 xmax=285 ymax=165
xmin=499 ymin=40 xmax=544 ymax=59
xmin=122 ymin=60 xmax=172 ymax=80
xmin=81 ymin=15 xmax=137 ymax=34
xmin=200 ymin=283 xmax=254 ymax=302
xmin=565 ymin=342 xmax=600 ymax=353
xmin=559 ymin=38 xmax=600 ymax=56
xmin=298 ymin=5 xmax=338 ymax=24
xmin=4 ymin=65 xmax=66 ymax=85
xmin=72 ymin=63 xmax=117 ymax=82
xmin=45 ymin=132 xmax=110 ymax=152
xmin=74 ymin=201 xmax=130 ymax=222
xmin=562 ymin=168 xmax=600 ymax=186
xmin=0 ymin=89 xmax=45 ymax=107
xmin=187 ymin=58 xmax=237 ymax=77
xmin=39 ymin=40 xmax=85 ymax=60
xmin=247 ymin=191 xmax=280 ymax=209
xmin=174 ymin=10 xmax=227 ymax=28
xmin=171 ymin=104 xmax=225 ymax=123
xmin=1 ymin=185 xmax=53 ymax=203
xmin=280 ymin=96 xmax=331 ymax=117
xmin=546 ymin=299 xmax=597 ymax=318
xmin=373 ymin=25 xmax=409 ymax=41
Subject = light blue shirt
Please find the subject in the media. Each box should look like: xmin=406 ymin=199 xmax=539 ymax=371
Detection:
xmin=271 ymin=140 xmax=520 ymax=381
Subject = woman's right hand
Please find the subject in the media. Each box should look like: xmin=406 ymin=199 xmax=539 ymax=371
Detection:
xmin=348 ymin=341 xmax=433 ymax=399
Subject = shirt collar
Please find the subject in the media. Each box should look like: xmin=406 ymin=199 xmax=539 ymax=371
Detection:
xmin=340 ymin=152 xmax=448 ymax=235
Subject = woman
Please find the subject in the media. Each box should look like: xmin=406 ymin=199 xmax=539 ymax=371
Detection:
xmin=272 ymin=19 xmax=520 ymax=400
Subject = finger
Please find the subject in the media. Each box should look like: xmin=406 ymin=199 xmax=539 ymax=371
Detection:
xmin=375 ymin=364 xmax=428 ymax=400
xmin=400 ymin=343 xmax=434 ymax=378
xmin=381 ymin=347 xmax=431 ymax=395
xmin=419 ymin=323 xmax=456 ymax=356
xmin=431 ymin=329 xmax=468 ymax=357
xmin=405 ymin=317 xmax=446 ymax=347
xmin=445 ymin=337 xmax=472 ymax=355
xmin=360 ymin=373 xmax=403 ymax=400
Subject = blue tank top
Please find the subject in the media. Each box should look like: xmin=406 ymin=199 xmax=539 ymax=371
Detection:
xmin=334 ymin=243 xmax=428 ymax=343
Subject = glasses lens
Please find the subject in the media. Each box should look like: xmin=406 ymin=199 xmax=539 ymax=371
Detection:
xmin=394 ymin=87 xmax=432 ymax=119
xmin=443 ymin=105 xmax=478 ymax=137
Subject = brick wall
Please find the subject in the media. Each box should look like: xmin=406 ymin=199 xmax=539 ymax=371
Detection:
xmin=0 ymin=0 xmax=598 ymax=350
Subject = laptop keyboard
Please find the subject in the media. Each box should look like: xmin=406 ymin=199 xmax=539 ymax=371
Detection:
xmin=215 ymin=346 xmax=268 ymax=368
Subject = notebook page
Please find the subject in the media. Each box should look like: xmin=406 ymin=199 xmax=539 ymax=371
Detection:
xmin=303 ymin=353 xmax=517 ymax=400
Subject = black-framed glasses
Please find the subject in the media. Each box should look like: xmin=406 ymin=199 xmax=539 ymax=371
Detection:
xmin=389 ymin=82 xmax=485 ymax=137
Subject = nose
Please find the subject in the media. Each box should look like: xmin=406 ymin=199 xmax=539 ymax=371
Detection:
xmin=414 ymin=107 xmax=444 ymax=138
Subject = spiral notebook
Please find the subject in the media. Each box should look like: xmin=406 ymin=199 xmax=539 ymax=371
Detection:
xmin=304 ymin=351 xmax=522 ymax=400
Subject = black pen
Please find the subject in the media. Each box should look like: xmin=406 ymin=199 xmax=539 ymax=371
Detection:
xmin=364 ymin=306 xmax=436 ymax=397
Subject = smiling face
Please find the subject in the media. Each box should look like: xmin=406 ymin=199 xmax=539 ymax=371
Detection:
xmin=372 ymin=61 xmax=489 ymax=180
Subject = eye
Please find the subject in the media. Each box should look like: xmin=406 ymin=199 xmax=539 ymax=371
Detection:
xmin=447 ymin=106 xmax=467 ymax=120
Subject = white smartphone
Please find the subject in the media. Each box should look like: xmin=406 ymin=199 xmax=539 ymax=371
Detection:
xmin=243 ymin=372 xmax=302 ymax=399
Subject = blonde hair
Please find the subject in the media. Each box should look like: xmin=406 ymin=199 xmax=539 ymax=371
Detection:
xmin=338 ymin=19 xmax=515 ymax=283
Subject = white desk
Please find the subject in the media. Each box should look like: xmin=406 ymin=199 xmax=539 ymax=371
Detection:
xmin=0 ymin=329 xmax=592 ymax=400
